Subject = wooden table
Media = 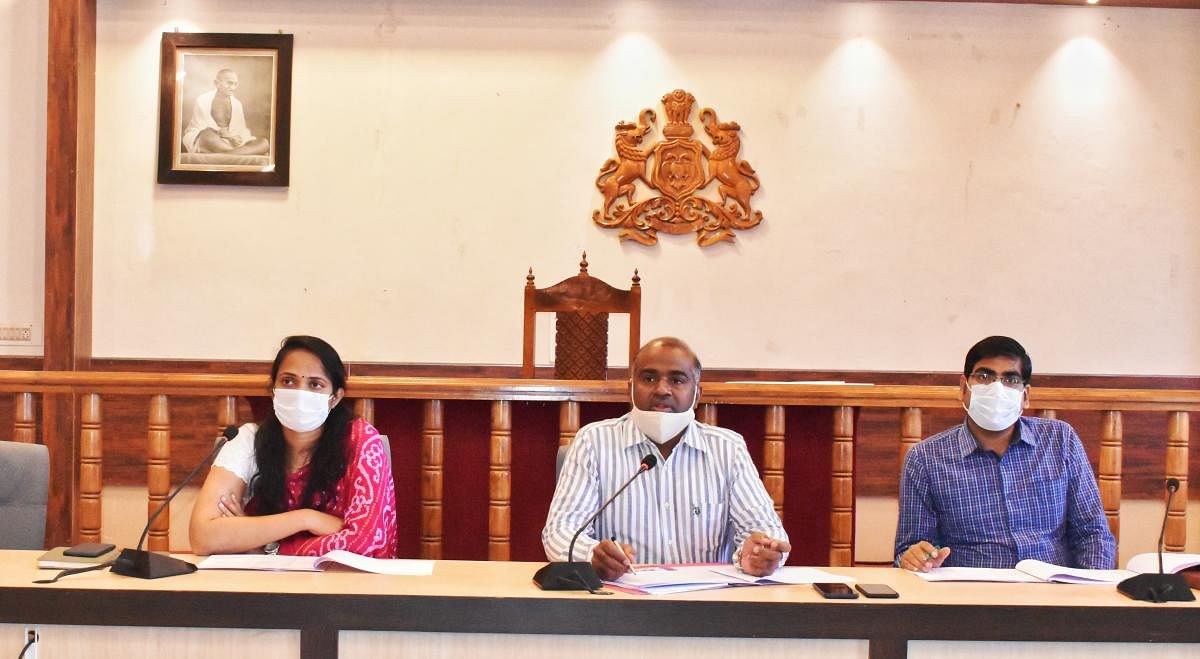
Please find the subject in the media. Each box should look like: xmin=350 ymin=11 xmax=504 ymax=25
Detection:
xmin=1 ymin=551 xmax=1198 ymax=659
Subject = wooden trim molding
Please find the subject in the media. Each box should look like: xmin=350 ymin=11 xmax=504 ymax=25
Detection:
xmin=42 ymin=0 xmax=96 ymax=548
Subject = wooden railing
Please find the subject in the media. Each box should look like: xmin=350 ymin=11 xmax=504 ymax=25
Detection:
xmin=2 ymin=370 xmax=1196 ymax=564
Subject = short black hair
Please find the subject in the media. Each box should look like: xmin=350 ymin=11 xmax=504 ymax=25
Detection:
xmin=963 ymin=336 xmax=1032 ymax=383
xmin=633 ymin=336 xmax=702 ymax=380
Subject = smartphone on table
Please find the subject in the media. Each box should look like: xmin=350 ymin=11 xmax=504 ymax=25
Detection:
xmin=813 ymin=582 xmax=858 ymax=599
xmin=63 ymin=542 xmax=116 ymax=558
xmin=855 ymin=583 xmax=899 ymax=599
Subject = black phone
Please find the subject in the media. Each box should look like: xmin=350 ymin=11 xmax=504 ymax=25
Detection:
xmin=813 ymin=582 xmax=858 ymax=599
xmin=855 ymin=583 xmax=899 ymax=599
xmin=63 ymin=542 xmax=116 ymax=558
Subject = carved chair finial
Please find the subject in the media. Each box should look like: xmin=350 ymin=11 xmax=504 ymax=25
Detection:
xmin=632 ymin=268 xmax=640 ymax=286
xmin=526 ymin=267 xmax=535 ymax=287
xmin=579 ymin=251 xmax=589 ymax=276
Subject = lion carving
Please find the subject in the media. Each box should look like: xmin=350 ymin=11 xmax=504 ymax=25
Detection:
xmin=700 ymin=108 xmax=760 ymax=223
xmin=595 ymin=109 xmax=656 ymax=214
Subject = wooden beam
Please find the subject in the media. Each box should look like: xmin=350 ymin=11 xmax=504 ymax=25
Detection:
xmin=43 ymin=0 xmax=96 ymax=547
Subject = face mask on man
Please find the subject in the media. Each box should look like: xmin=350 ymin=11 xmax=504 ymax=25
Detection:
xmin=273 ymin=388 xmax=333 ymax=432
xmin=964 ymin=381 xmax=1024 ymax=432
xmin=629 ymin=386 xmax=698 ymax=444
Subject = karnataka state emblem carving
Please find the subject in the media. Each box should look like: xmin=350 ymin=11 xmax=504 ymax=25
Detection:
xmin=592 ymin=89 xmax=763 ymax=247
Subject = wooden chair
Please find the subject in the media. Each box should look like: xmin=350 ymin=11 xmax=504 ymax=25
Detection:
xmin=522 ymin=253 xmax=641 ymax=380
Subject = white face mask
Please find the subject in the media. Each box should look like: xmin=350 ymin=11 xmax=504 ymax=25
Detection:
xmin=629 ymin=386 xmax=698 ymax=445
xmin=273 ymin=388 xmax=334 ymax=432
xmin=964 ymin=382 xmax=1025 ymax=432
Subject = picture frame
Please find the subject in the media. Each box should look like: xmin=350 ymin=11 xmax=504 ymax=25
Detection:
xmin=157 ymin=32 xmax=293 ymax=186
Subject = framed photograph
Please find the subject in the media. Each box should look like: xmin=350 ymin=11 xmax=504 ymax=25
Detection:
xmin=157 ymin=32 xmax=293 ymax=186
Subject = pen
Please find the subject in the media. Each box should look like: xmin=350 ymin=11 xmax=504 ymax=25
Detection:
xmin=611 ymin=536 xmax=637 ymax=574
xmin=925 ymin=544 xmax=942 ymax=561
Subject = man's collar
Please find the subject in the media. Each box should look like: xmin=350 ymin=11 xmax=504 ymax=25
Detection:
xmin=957 ymin=417 xmax=1034 ymax=457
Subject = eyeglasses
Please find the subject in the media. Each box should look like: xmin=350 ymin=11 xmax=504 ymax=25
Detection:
xmin=969 ymin=370 xmax=1025 ymax=388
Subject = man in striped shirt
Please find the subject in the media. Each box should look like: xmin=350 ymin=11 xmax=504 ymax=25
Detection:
xmin=895 ymin=336 xmax=1116 ymax=571
xmin=542 ymin=337 xmax=790 ymax=581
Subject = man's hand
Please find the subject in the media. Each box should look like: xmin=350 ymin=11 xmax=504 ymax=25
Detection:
xmin=898 ymin=540 xmax=951 ymax=572
xmin=590 ymin=538 xmax=636 ymax=581
xmin=737 ymin=531 xmax=791 ymax=577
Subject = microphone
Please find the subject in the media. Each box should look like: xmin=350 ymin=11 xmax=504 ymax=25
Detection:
xmin=534 ymin=453 xmax=657 ymax=592
xmin=111 ymin=425 xmax=239 ymax=579
xmin=1117 ymin=477 xmax=1196 ymax=602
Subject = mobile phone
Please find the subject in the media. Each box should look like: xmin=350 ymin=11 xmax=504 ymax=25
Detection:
xmin=63 ymin=542 xmax=116 ymax=558
xmin=855 ymin=583 xmax=899 ymax=599
xmin=813 ymin=582 xmax=858 ymax=599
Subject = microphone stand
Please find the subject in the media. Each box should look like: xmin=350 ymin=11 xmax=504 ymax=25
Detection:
xmin=534 ymin=455 xmax=657 ymax=592
xmin=1117 ymin=478 xmax=1196 ymax=602
xmin=111 ymin=427 xmax=238 ymax=579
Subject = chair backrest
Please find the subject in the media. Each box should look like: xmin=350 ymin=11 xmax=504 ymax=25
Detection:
xmin=0 ymin=441 xmax=50 ymax=550
xmin=522 ymin=252 xmax=641 ymax=380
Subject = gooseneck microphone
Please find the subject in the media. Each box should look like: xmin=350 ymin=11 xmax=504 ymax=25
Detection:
xmin=1117 ymin=478 xmax=1196 ymax=602
xmin=111 ymin=425 xmax=240 ymax=579
xmin=534 ymin=453 xmax=658 ymax=592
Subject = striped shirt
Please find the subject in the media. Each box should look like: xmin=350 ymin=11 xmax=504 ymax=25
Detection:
xmin=542 ymin=414 xmax=787 ymax=565
xmin=895 ymin=416 xmax=1116 ymax=569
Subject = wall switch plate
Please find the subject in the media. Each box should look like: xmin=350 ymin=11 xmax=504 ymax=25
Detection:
xmin=0 ymin=325 xmax=34 ymax=343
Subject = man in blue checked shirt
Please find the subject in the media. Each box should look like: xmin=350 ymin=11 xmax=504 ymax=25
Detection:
xmin=543 ymin=337 xmax=790 ymax=581
xmin=894 ymin=336 xmax=1116 ymax=572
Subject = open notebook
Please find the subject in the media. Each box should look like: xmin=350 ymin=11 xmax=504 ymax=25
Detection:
xmin=197 ymin=550 xmax=433 ymax=576
xmin=914 ymin=559 xmax=1134 ymax=584
xmin=1126 ymin=552 xmax=1200 ymax=575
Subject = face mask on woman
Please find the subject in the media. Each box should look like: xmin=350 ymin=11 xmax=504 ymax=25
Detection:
xmin=273 ymin=388 xmax=333 ymax=432
xmin=964 ymin=381 xmax=1024 ymax=432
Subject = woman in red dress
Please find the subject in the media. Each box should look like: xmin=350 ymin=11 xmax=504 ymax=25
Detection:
xmin=189 ymin=335 xmax=397 ymax=558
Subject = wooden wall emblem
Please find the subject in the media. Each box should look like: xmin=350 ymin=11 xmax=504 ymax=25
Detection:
xmin=592 ymin=90 xmax=763 ymax=247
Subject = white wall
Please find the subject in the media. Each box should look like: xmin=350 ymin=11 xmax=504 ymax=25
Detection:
xmin=0 ymin=0 xmax=46 ymax=356
xmin=81 ymin=0 xmax=1200 ymax=373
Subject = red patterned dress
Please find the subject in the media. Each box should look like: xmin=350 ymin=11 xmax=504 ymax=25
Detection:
xmin=270 ymin=417 xmax=398 ymax=558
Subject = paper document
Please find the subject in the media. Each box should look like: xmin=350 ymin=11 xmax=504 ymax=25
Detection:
xmin=914 ymin=560 xmax=1133 ymax=584
xmin=710 ymin=565 xmax=857 ymax=585
xmin=197 ymin=549 xmax=433 ymax=576
xmin=1126 ymin=553 xmax=1200 ymax=575
xmin=605 ymin=564 xmax=855 ymax=595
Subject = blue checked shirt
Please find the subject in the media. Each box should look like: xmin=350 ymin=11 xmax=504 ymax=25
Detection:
xmin=543 ymin=414 xmax=787 ymax=565
xmin=895 ymin=416 xmax=1116 ymax=569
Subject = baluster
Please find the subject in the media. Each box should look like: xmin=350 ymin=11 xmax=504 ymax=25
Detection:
xmin=14 ymin=392 xmax=36 ymax=443
xmin=147 ymin=395 xmax=172 ymax=551
xmin=1166 ymin=412 xmax=1189 ymax=552
xmin=831 ymin=406 xmax=855 ymax=567
xmin=421 ymin=400 xmax=444 ymax=559
xmin=559 ymin=401 xmax=579 ymax=446
xmin=1098 ymin=410 xmax=1122 ymax=542
xmin=899 ymin=407 xmax=922 ymax=469
xmin=355 ymin=398 xmax=375 ymax=426
xmin=78 ymin=394 xmax=103 ymax=543
xmin=763 ymin=405 xmax=785 ymax=521
xmin=488 ymin=400 xmax=512 ymax=560
xmin=698 ymin=403 xmax=718 ymax=426
xmin=1039 ymin=409 xmax=1057 ymax=420
xmin=217 ymin=395 xmax=238 ymax=437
